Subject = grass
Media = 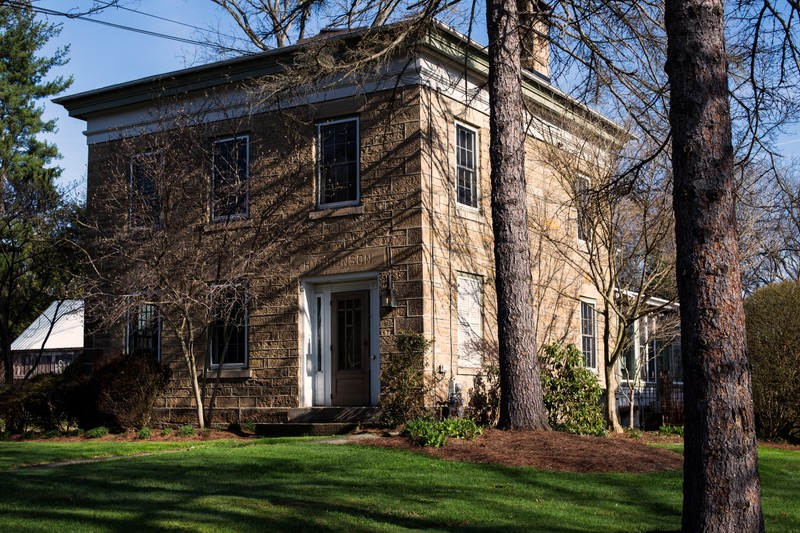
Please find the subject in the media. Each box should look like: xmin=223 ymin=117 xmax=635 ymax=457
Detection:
xmin=0 ymin=439 xmax=796 ymax=532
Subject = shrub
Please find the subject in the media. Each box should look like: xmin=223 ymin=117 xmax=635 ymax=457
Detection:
xmin=380 ymin=332 xmax=432 ymax=427
xmin=138 ymin=427 xmax=152 ymax=440
xmin=66 ymin=353 xmax=171 ymax=431
xmin=466 ymin=341 xmax=605 ymax=434
xmin=177 ymin=424 xmax=195 ymax=437
xmin=744 ymin=281 xmax=800 ymax=442
xmin=85 ymin=426 xmax=109 ymax=439
xmin=402 ymin=417 xmax=483 ymax=447
xmin=659 ymin=425 xmax=684 ymax=437
xmin=439 ymin=417 xmax=483 ymax=440
xmin=539 ymin=342 xmax=605 ymax=435
xmin=402 ymin=418 xmax=448 ymax=447
xmin=161 ymin=427 xmax=173 ymax=437
xmin=0 ymin=373 xmax=68 ymax=432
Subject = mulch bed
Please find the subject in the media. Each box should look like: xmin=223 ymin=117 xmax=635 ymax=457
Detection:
xmin=362 ymin=428 xmax=684 ymax=473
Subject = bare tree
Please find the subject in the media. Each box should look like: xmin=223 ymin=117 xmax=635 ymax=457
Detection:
xmin=535 ymin=135 xmax=676 ymax=431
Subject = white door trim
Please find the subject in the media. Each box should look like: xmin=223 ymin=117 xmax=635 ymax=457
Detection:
xmin=300 ymin=272 xmax=380 ymax=407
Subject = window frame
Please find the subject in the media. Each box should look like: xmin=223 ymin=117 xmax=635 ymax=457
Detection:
xmin=317 ymin=117 xmax=361 ymax=209
xmin=125 ymin=300 xmax=161 ymax=360
xmin=455 ymin=122 xmax=480 ymax=210
xmin=580 ymin=300 xmax=597 ymax=370
xmin=457 ymin=273 xmax=484 ymax=370
xmin=129 ymin=151 xmax=162 ymax=228
xmin=208 ymin=285 xmax=249 ymax=368
xmin=211 ymin=134 xmax=250 ymax=221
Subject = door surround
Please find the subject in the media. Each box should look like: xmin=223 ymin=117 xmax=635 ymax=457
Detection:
xmin=299 ymin=273 xmax=380 ymax=407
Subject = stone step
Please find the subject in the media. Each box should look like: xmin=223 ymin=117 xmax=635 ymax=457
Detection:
xmin=254 ymin=422 xmax=361 ymax=437
xmin=287 ymin=406 xmax=382 ymax=424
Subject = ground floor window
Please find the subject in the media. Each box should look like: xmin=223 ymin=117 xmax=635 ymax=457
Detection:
xmin=457 ymin=274 xmax=483 ymax=369
xmin=209 ymin=286 xmax=248 ymax=367
xmin=581 ymin=301 xmax=596 ymax=369
xmin=126 ymin=302 xmax=160 ymax=359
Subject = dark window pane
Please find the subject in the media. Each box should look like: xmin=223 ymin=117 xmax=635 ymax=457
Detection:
xmin=456 ymin=126 xmax=478 ymax=208
xmin=212 ymin=137 xmax=249 ymax=219
xmin=130 ymin=154 xmax=161 ymax=226
xmin=210 ymin=288 xmax=248 ymax=366
xmin=128 ymin=303 xmax=160 ymax=359
xmin=319 ymin=120 xmax=359 ymax=206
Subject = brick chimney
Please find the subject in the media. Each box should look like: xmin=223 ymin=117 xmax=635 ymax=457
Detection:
xmin=517 ymin=0 xmax=550 ymax=78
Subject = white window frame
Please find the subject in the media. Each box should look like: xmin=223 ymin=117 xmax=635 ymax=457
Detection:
xmin=455 ymin=122 xmax=479 ymax=210
xmin=211 ymin=135 xmax=250 ymax=221
xmin=580 ymin=299 xmax=597 ymax=369
xmin=457 ymin=273 xmax=484 ymax=370
xmin=208 ymin=285 xmax=249 ymax=368
xmin=317 ymin=117 xmax=360 ymax=209
xmin=129 ymin=151 xmax=162 ymax=228
xmin=125 ymin=299 xmax=162 ymax=361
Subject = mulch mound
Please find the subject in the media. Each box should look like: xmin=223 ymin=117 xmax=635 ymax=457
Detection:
xmin=362 ymin=428 xmax=684 ymax=473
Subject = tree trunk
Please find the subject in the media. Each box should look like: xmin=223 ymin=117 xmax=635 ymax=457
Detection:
xmin=486 ymin=0 xmax=549 ymax=430
xmin=665 ymin=1 xmax=764 ymax=530
xmin=603 ymin=301 xmax=623 ymax=432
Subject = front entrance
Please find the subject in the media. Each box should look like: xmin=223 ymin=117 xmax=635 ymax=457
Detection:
xmin=300 ymin=276 xmax=380 ymax=407
xmin=331 ymin=291 xmax=370 ymax=406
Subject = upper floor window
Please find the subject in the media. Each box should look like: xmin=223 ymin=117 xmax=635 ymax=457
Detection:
xmin=318 ymin=118 xmax=360 ymax=208
xmin=581 ymin=300 xmax=597 ymax=369
xmin=126 ymin=302 xmax=161 ymax=360
xmin=212 ymin=135 xmax=249 ymax=220
xmin=456 ymin=124 xmax=479 ymax=209
xmin=576 ymin=175 xmax=591 ymax=242
xmin=130 ymin=153 xmax=161 ymax=227
xmin=209 ymin=285 xmax=248 ymax=367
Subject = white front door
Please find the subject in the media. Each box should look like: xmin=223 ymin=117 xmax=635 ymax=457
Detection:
xmin=300 ymin=276 xmax=380 ymax=407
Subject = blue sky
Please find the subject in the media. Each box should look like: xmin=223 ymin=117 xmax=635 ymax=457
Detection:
xmin=39 ymin=1 xmax=238 ymax=194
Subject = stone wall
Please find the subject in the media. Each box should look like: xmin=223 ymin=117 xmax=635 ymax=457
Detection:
xmin=84 ymin=85 xmax=425 ymax=425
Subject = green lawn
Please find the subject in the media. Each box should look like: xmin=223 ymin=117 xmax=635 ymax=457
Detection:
xmin=0 ymin=438 xmax=796 ymax=532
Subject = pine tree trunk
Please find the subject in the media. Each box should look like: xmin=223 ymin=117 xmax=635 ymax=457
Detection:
xmin=486 ymin=0 xmax=549 ymax=430
xmin=665 ymin=1 xmax=764 ymax=530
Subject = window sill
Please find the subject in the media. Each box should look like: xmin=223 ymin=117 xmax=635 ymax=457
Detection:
xmin=456 ymin=365 xmax=482 ymax=376
xmin=202 ymin=218 xmax=253 ymax=233
xmin=199 ymin=368 xmax=252 ymax=380
xmin=309 ymin=205 xmax=364 ymax=219
xmin=455 ymin=205 xmax=485 ymax=223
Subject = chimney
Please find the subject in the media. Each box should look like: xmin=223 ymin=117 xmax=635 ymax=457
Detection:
xmin=517 ymin=0 xmax=551 ymax=78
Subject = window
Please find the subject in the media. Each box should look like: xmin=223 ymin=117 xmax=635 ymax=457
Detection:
xmin=457 ymin=274 xmax=483 ymax=369
xmin=318 ymin=118 xmax=359 ymax=207
xmin=580 ymin=301 xmax=596 ymax=369
xmin=130 ymin=153 xmax=161 ymax=227
xmin=212 ymin=135 xmax=249 ymax=220
xmin=456 ymin=124 xmax=478 ymax=208
xmin=126 ymin=303 xmax=161 ymax=359
xmin=661 ymin=338 xmax=683 ymax=382
xmin=576 ymin=175 xmax=590 ymax=241
xmin=209 ymin=286 xmax=248 ymax=367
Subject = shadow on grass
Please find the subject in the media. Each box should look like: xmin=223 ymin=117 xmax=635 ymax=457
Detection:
xmin=3 ymin=441 xmax=795 ymax=532
xmin=0 ymin=440 xmax=687 ymax=532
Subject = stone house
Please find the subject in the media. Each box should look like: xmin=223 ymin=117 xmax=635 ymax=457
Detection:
xmin=55 ymin=22 xmax=625 ymax=425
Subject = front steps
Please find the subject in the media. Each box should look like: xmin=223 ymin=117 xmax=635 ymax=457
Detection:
xmin=254 ymin=406 xmax=381 ymax=437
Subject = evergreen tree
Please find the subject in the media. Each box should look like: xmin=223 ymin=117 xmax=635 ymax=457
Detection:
xmin=0 ymin=2 xmax=77 ymax=384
